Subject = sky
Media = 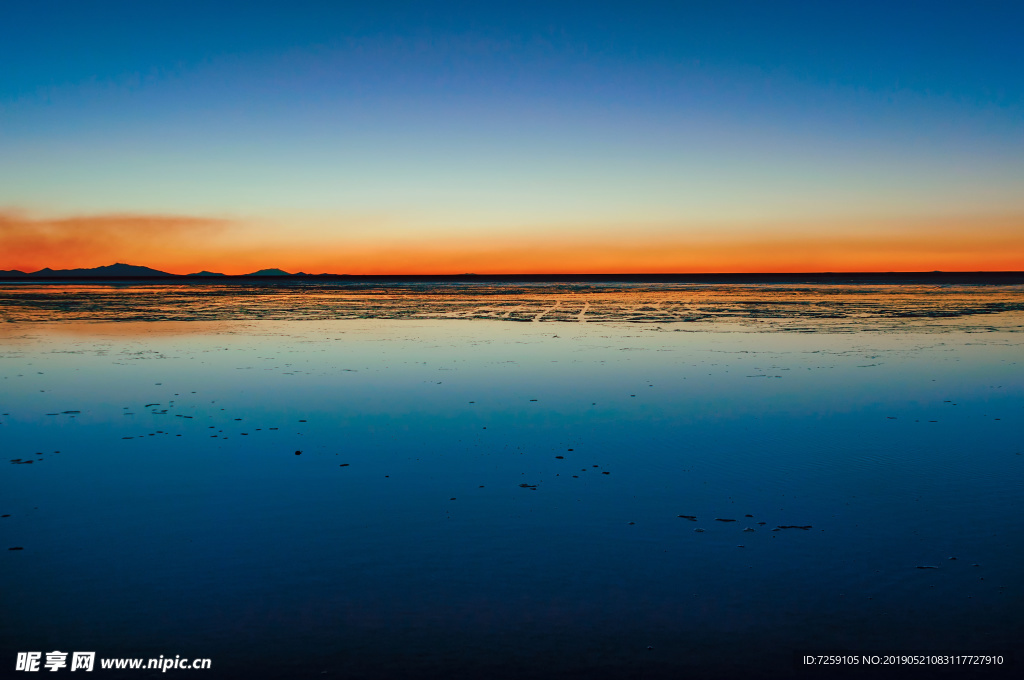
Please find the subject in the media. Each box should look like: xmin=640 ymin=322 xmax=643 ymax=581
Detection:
xmin=1 ymin=0 xmax=1022 ymax=274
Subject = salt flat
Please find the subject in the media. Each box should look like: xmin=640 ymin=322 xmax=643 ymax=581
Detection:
xmin=1 ymin=281 xmax=1023 ymax=330
xmin=1 ymin=313 xmax=1021 ymax=679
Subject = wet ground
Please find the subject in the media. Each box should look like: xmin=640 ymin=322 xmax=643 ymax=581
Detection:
xmin=1 ymin=292 xmax=1022 ymax=678
xmin=1 ymin=281 xmax=1023 ymax=330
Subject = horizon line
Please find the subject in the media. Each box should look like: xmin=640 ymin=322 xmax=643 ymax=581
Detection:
xmin=2 ymin=268 xmax=1023 ymax=279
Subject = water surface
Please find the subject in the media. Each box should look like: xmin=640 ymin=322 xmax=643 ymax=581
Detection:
xmin=1 ymin=315 xmax=1021 ymax=678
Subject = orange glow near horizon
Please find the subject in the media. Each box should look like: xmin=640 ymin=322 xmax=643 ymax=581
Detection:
xmin=1 ymin=209 xmax=1022 ymax=275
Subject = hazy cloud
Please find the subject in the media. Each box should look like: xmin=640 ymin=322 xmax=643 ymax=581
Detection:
xmin=0 ymin=209 xmax=233 ymax=272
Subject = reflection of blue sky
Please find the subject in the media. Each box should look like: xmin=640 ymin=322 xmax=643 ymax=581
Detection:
xmin=2 ymin=320 xmax=1021 ymax=670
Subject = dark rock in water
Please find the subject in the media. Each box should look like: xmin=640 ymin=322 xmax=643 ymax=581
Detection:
xmin=555 ymin=455 xmax=564 ymax=459
xmin=339 ymin=463 xmax=349 ymax=467
xmin=916 ymin=565 xmax=940 ymax=569
xmin=775 ymin=525 xmax=812 ymax=530
xmin=628 ymin=521 xmax=635 ymax=525
xmin=8 ymin=546 xmax=23 ymax=550
xmin=450 ymin=498 xmax=456 ymax=501
xmin=714 ymin=518 xmax=736 ymax=522
xmin=1 ymin=514 xmax=10 ymax=517
xmin=745 ymin=514 xmax=754 ymax=517
xmin=294 ymin=450 xmax=302 ymax=455
xmin=677 ymin=515 xmax=697 ymax=520
xmin=601 ymin=471 xmax=610 ymax=474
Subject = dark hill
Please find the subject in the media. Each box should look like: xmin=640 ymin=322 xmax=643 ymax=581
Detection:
xmin=28 ymin=263 xmax=172 ymax=277
xmin=245 ymin=268 xmax=291 ymax=276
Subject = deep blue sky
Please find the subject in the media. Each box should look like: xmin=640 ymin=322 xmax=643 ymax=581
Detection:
xmin=4 ymin=0 xmax=1021 ymax=106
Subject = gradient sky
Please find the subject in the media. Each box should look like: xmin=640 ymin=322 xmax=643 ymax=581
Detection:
xmin=2 ymin=0 xmax=1022 ymax=274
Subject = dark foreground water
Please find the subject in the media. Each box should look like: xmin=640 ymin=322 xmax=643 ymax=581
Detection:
xmin=1 ymin=318 xmax=1021 ymax=679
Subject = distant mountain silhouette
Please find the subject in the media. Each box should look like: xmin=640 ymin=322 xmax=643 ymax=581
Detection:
xmin=2 ymin=266 xmax=1020 ymax=284
xmin=246 ymin=268 xmax=291 ymax=276
xmin=0 ymin=264 xmax=303 ymax=277
xmin=28 ymin=263 xmax=172 ymax=277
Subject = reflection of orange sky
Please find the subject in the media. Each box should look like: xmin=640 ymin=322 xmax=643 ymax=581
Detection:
xmin=2 ymin=209 xmax=1021 ymax=274
xmin=0 ymin=318 xmax=237 ymax=340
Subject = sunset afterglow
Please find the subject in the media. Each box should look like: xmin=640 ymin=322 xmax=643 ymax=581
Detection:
xmin=2 ymin=2 xmax=1022 ymax=273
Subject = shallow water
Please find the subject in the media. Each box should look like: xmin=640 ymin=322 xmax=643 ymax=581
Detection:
xmin=1 ymin=318 xmax=1021 ymax=678
xmin=2 ymin=281 xmax=1023 ymax=328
